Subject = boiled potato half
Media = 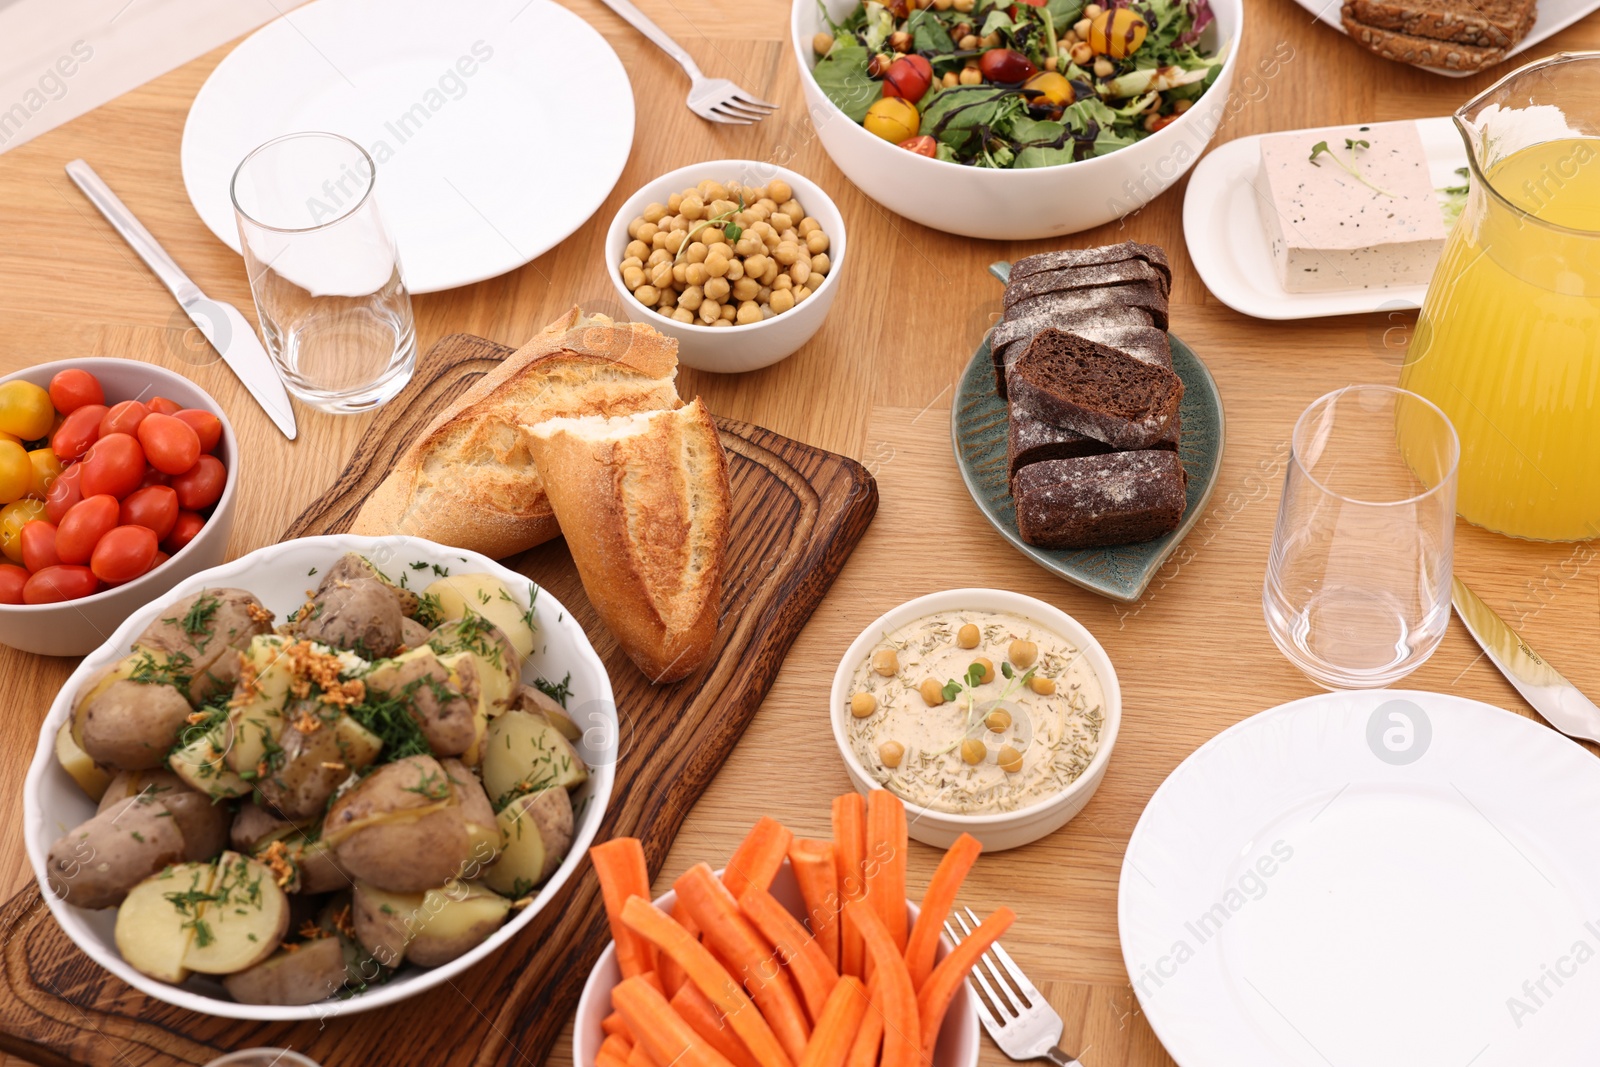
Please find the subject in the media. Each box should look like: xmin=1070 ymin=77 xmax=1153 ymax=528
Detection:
xmin=514 ymin=684 xmax=582 ymax=742
xmin=133 ymin=588 xmax=274 ymax=706
xmin=363 ymin=645 xmax=481 ymax=757
xmin=47 ymin=794 xmax=187 ymax=910
xmin=255 ymin=711 xmax=383 ymax=822
xmin=353 ymin=880 xmax=511 ymax=968
xmin=98 ymin=769 xmax=230 ymax=863
xmin=55 ymin=720 xmax=111 ymax=801
xmin=223 ymin=935 xmax=358 ymax=1006
xmin=72 ymin=656 xmax=193 ymax=771
xmin=424 ymin=574 xmax=536 ymax=659
xmin=181 ymin=852 xmax=290 ymax=975
xmin=169 ymin=721 xmax=251 ymax=800
xmin=115 ymin=861 xmax=215 ymax=983
xmin=224 ymin=635 xmax=297 ymax=777
xmin=482 ymin=709 xmax=588 ymax=805
xmin=484 ymin=787 xmax=574 ymax=897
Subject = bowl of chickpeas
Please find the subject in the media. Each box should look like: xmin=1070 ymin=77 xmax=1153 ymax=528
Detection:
xmin=606 ymin=160 xmax=846 ymax=373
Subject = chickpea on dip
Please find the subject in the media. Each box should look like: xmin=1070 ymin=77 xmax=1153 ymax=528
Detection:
xmin=845 ymin=610 xmax=1104 ymax=816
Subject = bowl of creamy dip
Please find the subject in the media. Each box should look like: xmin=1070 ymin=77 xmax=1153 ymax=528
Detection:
xmin=830 ymin=588 xmax=1121 ymax=851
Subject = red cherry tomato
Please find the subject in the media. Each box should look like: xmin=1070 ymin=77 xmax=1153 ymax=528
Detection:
xmin=163 ymin=510 xmax=205 ymax=554
xmin=99 ymin=400 xmax=149 ymax=439
xmin=23 ymin=564 xmax=100 ymax=603
xmin=147 ymin=396 xmax=182 ymax=416
xmin=120 ymin=485 xmax=179 ymax=540
xmin=45 ymin=463 xmax=82 ymax=523
xmin=899 ymin=134 xmax=939 ymax=156
xmin=171 ymin=455 xmax=226 ymax=511
xmin=137 ymin=413 xmax=201 ymax=476
xmin=978 ymin=48 xmax=1037 ymax=84
xmin=150 ymin=550 xmax=170 ymax=569
xmin=173 ymin=409 xmax=223 ymax=454
xmin=0 ymin=563 xmax=26 ymax=604
xmin=52 ymin=403 xmax=107 ymax=462
xmin=90 ymin=524 xmax=159 ymax=584
xmin=48 ymin=370 xmax=105 ymax=414
xmin=79 ymin=433 xmax=146 ymax=499
xmin=138 ymin=467 xmax=170 ymax=488
xmin=882 ymin=55 xmax=934 ymax=101
xmin=19 ymin=520 xmax=61 ymax=572
xmin=56 ymin=494 xmax=119 ymax=565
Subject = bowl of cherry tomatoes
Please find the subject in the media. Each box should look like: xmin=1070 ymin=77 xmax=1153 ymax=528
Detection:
xmin=0 ymin=358 xmax=237 ymax=656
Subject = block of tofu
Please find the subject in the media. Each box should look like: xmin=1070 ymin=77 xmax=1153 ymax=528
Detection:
xmin=1256 ymin=121 xmax=1447 ymax=293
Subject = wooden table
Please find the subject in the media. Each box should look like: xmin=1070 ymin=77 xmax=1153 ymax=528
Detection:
xmin=1 ymin=1 xmax=1597 ymax=1064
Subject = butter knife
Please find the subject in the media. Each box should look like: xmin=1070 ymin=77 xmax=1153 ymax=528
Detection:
xmin=64 ymin=160 xmax=297 ymax=440
xmin=1453 ymin=576 xmax=1600 ymax=744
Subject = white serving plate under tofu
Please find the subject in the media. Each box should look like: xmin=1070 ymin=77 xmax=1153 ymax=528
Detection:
xmin=1184 ymin=116 xmax=1467 ymax=321
xmin=1289 ymin=0 xmax=1600 ymax=76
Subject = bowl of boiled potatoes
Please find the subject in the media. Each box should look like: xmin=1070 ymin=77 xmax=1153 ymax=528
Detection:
xmin=605 ymin=160 xmax=847 ymax=374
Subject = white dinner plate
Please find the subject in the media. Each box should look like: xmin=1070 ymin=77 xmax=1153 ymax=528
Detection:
xmin=1291 ymin=0 xmax=1600 ymax=76
xmin=1120 ymin=690 xmax=1600 ymax=1066
xmin=181 ymin=0 xmax=635 ymax=293
xmin=1183 ymin=117 xmax=1466 ymax=320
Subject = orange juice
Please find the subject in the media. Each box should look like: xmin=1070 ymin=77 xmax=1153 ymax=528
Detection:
xmin=1400 ymin=137 xmax=1600 ymax=541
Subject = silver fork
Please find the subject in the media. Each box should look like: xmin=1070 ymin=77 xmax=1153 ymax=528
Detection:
xmin=946 ymin=907 xmax=1085 ymax=1067
xmin=593 ymin=0 xmax=777 ymax=124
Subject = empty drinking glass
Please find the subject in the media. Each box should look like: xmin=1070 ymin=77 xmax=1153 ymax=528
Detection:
xmin=231 ymin=131 xmax=416 ymax=413
xmin=204 ymin=1050 xmax=320 ymax=1067
xmin=1263 ymin=385 xmax=1459 ymax=689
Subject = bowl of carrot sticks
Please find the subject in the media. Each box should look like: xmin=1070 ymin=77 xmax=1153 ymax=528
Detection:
xmin=576 ymin=792 xmax=1008 ymax=1067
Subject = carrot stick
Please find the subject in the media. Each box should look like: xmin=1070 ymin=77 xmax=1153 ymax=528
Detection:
xmin=725 ymin=816 xmax=795 ymax=899
xmin=903 ymin=833 xmax=982 ymax=992
xmin=844 ymin=901 xmax=918 ymax=1067
xmin=845 ymin=1002 xmax=882 ymax=1067
xmin=614 ymin=975 xmax=735 ymax=1067
xmin=621 ymin=896 xmax=795 ymax=1067
xmin=676 ymin=863 xmax=812 ymax=1062
xmin=674 ymin=898 xmax=703 ymax=938
xmin=660 ymin=949 xmax=690 ymax=998
xmin=598 ymin=1049 xmax=631 ymax=1067
xmin=738 ymin=882 xmax=841 ymax=1023
xmin=831 ymin=794 xmax=867 ymax=979
xmin=916 ymin=907 xmax=1016 ymax=1065
xmin=602 ymin=1012 xmax=634 ymax=1041
xmin=864 ymin=792 xmax=908 ymax=953
xmin=592 ymin=839 xmax=658 ymax=979
xmin=797 ymin=976 xmax=870 ymax=1067
xmin=600 ymin=1033 xmax=634 ymax=1060
xmin=788 ymin=839 xmax=841 ymax=972
xmin=672 ymin=980 xmax=763 ymax=1067
xmin=626 ymin=1039 xmax=658 ymax=1067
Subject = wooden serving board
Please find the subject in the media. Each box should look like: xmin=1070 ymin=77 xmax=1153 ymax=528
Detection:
xmin=0 ymin=333 xmax=878 ymax=1067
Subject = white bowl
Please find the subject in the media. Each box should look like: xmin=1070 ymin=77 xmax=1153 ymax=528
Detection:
xmin=605 ymin=160 xmax=847 ymax=374
xmin=22 ymin=533 xmax=617 ymax=1020
xmin=789 ymin=0 xmax=1243 ymax=239
xmin=830 ymin=588 xmax=1121 ymax=851
xmin=0 ymin=358 xmax=238 ymax=657
xmin=573 ymin=861 xmax=979 ymax=1067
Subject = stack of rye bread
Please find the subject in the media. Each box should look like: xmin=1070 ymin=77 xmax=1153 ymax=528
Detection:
xmin=351 ymin=308 xmax=731 ymax=685
xmin=1341 ymin=0 xmax=1535 ymax=72
xmin=992 ymin=242 xmax=1187 ymax=551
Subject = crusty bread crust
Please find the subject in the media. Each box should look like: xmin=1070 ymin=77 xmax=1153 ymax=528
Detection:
xmin=1340 ymin=6 xmax=1515 ymax=68
xmin=350 ymin=308 xmax=681 ymax=558
xmin=526 ymin=400 xmax=730 ymax=684
xmin=1346 ymin=0 xmax=1534 ymax=47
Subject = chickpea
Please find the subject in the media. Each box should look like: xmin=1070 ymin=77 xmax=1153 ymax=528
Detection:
xmin=1070 ymin=40 xmax=1093 ymax=65
xmin=812 ymin=253 xmax=831 ymax=275
xmin=637 ymin=221 xmax=660 ymax=245
xmin=662 ymin=230 xmax=687 ymax=254
xmin=705 ymin=276 xmax=731 ymax=301
xmin=735 ymin=300 xmax=763 ymax=325
xmin=942 ymin=71 xmax=960 ymax=87
xmin=769 ymin=289 xmax=795 ymax=314
xmin=625 ymin=239 xmax=649 ymax=261
xmin=1008 ymin=639 xmax=1038 ymax=669
xmin=1093 ymin=57 xmax=1115 ymax=77
xmin=732 ymin=276 xmax=761 ymax=303
xmin=794 ymin=284 xmax=812 ymax=302
xmin=622 ymin=266 xmax=646 ymax=291
xmin=790 ymin=258 xmax=812 ymax=287
xmin=650 ymin=262 xmax=674 ymax=288
xmin=672 ymin=307 xmax=694 ymax=324
xmin=798 ymin=217 xmax=820 ymax=236
xmin=806 ymin=230 xmax=830 ymax=254
xmin=706 ymin=252 xmax=730 ymax=278
xmin=850 ymin=692 xmax=878 ymax=718
xmin=620 ymin=255 xmax=643 ymax=271
xmin=1073 ymin=16 xmax=1092 ymax=36
xmin=813 ymin=31 xmax=835 ymax=54
xmin=650 ymin=231 xmax=669 ymax=250
xmin=686 ymin=262 xmax=709 ymax=287
xmin=1084 ymin=3 xmax=1104 ymax=16
xmin=671 ymin=262 xmax=688 ymax=285
xmin=972 ymin=657 xmax=995 ymax=684
xmin=933 ymin=0 xmax=953 ymax=8
xmin=919 ymin=678 xmax=946 ymax=706
xmin=953 ymin=0 xmax=974 ymax=10
xmin=667 ymin=192 xmax=683 ymax=212
xmin=758 ymin=285 xmax=773 ymax=304
xmin=685 ymin=241 xmax=709 ymax=264
xmin=980 ymin=32 xmax=1000 ymax=47
xmin=745 ymin=184 xmax=768 ymax=202
xmin=680 ymin=196 xmax=705 ymax=221
xmin=720 ymin=303 xmax=737 ymax=321
xmin=770 ymin=212 xmax=793 ymax=231
xmin=646 ymin=248 xmax=671 ymax=267
xmin=711 ymin=317 xmax=732 ymax=327
xmin=1028 ymin=675 xmax=1056 ymax=696
xmin=879 ymin=740 xmax=906 ymax=768
xmin=768 ymin=180 xmax=792 ymax=203
xmin=985 ymin=708 xmax=1012 ymax=732
xmin=1062 ymin=29 xmax=1080 ymax=44
xmin=1044 ymin=55 xmax=1059 ymax=71
xmin=997 ymin=745 xmax=1024 ymax=774
xmin=633 ymin=284 xmax=659 ymax=306
xmin=670 ymin=214 xmax=690 ymax=232
xmin=700 ymin=180 xmax=728 ymax=202
xmin=1174 ymin=98 xmax=1193 ymax=113
xmin=679 ymin=285 xmax=704 ymax=311
xmin=658 ymin=287 xmax=677 ymax=307
xmin=779 ymin=199 xmax=803 ymax=219
xmin=872 ymin=649 xmax=899 ymax=676
xmin=960 ymin=739 xmax=987 ymax=765
xmin=643 ymin=202 xmax=668 ymax=224
xmin=726 ymin=258 xmax=745 ymax=281
xmin=703 ymin=227 xmax=728 ymax=245
xmin=773 ymin=273 xmax=793 ymax=290
xmin=698 ymin=300 xmax=721 ymax=324
xmin=774 ymin=241 xmax=801 ymax=266
xmin=744 ymin=253 xmax=770 ymax=279
xmin=760 ymin=259 xmax=780 ymax=286
xmin=957 ymin=623 xmax=980 ymax=649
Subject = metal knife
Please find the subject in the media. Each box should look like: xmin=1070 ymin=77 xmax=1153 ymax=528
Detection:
xmin=64 ymin=159 xmax=297 ymax=440
xmin=1453 ymin=576 xmax=1600 ymax=744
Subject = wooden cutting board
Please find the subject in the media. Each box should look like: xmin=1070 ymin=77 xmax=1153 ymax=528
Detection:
xmin=0 ymin=332 xmax=877 ymax=1067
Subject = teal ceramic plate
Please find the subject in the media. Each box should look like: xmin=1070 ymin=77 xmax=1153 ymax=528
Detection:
xmin=951 ymin=262 xmax=1226 ymax=603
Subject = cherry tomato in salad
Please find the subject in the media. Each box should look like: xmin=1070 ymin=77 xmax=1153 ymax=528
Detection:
xmin=147 ymin=396 xmax=182 ymax=416
xmin=0 ymin=380 xmax=55 ymax=441
xmin=99 ymin=400 xmax=149 ymax=439
xmin=1088 ymin=8 xmax=1147 ymax=58
xmin=19 ymin=520 xmax=61 ymax=572
xmin=138 ymin=413 xmax=202 ymax=476
xmin=90 ymin=524 xmax=159 ymax=584
xmin=52 ymin=403 xmax=107 ymax=462
xmin=120 ymin=485 xmax=179 ymax=541
xmin=864 ymin=97 xmax=920 ymax=143
xmin=899 ymin=134 xmax=938 ymax=156
xmin=79 ymin=433 xmax=146 ymax=499
xmin=1022 ymin=71 xmax=1073 ymax=106
xmin=163 ymin=510 xmax=205 ymax=554
xmin=45 ymin=463 xmax=82 ymax=523
xmin=47 ymin=369 xmax=105 ymax=414
xmin=0 ymin=563 xmax=26 ymax=604
xmin=171 ymin=455 xmax=226 ymax=511
xmin=173 ymin=409 xmax=223 ymax=453
xmin=882 ymin=55 xmax=933 ymax=102
xmin=56 ymin=494 xmax=119 ymax=565
xmin=978 ymin=48 xmax=1037 ymax=84
xmin=24 ymin=565 xmax=100 ymax=604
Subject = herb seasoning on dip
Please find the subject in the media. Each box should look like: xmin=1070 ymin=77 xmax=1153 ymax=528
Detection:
xmin=845 ymin=609 xmax=1103 ymax=815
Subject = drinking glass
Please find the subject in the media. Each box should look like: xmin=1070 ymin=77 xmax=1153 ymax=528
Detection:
xmin=231 ymin=131 xmax=416 ymax=413
xmin=204 ymin=1051 xmax=320 ymax=1067
xmin=1263 ymin=385 xmax=1460 ymax=689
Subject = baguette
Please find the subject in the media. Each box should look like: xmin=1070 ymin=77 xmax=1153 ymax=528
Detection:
xmin=351 ymin=308 xmax=681 ymax=558
xmin=525 ymin=400 xmax=731 ymax=684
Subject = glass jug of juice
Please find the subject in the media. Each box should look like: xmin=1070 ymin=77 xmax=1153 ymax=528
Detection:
xmin=1399 ymin=52 xmax=1600 ymax=542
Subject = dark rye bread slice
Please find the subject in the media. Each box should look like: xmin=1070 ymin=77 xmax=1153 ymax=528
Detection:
xmin=1011 ymin=242 xmax=1172 ymax=287
xmin=1341 ymin=7 xmax=1511 ymax=70
xmin=1013 ymin=451 xmax=1188 ymax=550
xmin=1007 ymin=279 xmax=1169 ymax=329
xmin=990 ymin=305 xmax=1159 ymax=397
xmin=1008 ymin=329 xmax=1183 ymax=451
xmin=1346 ymin=0 xmax=1534 ymax=48
xmin=1003 ymin=258 xmax=1170 ymax=311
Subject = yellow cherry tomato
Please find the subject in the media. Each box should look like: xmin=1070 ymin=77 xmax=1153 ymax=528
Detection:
xmin=1022 ymin=71 xmax=1073 ymax=106
xmin=0 ymin=380 xmax=55 ymax=441
xmin=0 ymin=498 xmax=46 ymax=563
xmin=0 ymin=441 xmax=31 ymax=505
xmin=27 ymin=447 xmax=63 ymax=500
xmin=1089 ymin=8 xmax=1148 ymax=58
xmin=864 ymin=97 xmax=920 ymax=143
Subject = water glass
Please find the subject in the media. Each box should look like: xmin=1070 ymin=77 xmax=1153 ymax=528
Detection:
xmin=1263 ymin=385 xmax=1459 ymax=689
xmin=204 ymin=1051 xmax=321 ymax=1067
xmin=231 ymin=131 xmax=416 ymax=413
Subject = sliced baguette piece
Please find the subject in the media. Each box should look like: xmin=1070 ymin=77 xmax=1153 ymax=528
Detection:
xmin=351 ymin=308 xmax=681 ymax=558
xmin=1341 ymin=7 xmax=1511 ymax=69
xmin=525 ymin=399 xmax=730 ymax=684
xmin=1345 ymin=0 xmax=1533 ymax=48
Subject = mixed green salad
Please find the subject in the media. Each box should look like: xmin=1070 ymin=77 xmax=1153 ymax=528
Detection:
xmin=809 ymin=0 xmax=1224 ymax=169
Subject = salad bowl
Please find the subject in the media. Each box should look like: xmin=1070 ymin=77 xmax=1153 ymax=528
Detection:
xmin=789 ymin=0 xmax=1242 ymax=239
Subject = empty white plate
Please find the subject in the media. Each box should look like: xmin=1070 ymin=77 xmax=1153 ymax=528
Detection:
xmin=182 ymin=0 xmax=635 ymax=293
xmin=1121 ymin=689 xmax=1600 ymax=1067
xmin=1183 ymin=117 xmax=1466 ymax=320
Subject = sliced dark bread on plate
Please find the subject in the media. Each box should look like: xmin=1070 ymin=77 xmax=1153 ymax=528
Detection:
xmin=993 ymin=321 xmax=1170 ymax=398
xmin=1013 ymin=450 xmax=1188 ymax=549
xmin=1002 ymin=258 xmax=1170 ymax=309
xmin=1011 ymin=242 xmax=1172 ymax=286
xmin=1341 ymin=7 xmax=1511 ymax=69
xmin=1008 ymin=329 xmax=1184 ymax=450
xmin=1006 ymin=279 xmax=1169 ymax=329
xmin=1346 ymin=0 xmax=1534 ymax=47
